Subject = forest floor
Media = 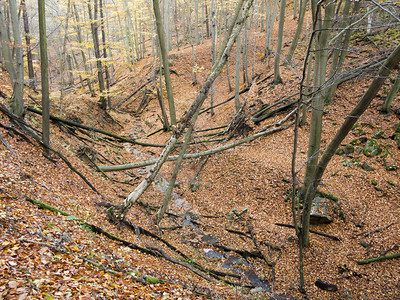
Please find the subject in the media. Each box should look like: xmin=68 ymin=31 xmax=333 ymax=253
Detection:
xmin=1 ymin=8 xmax=400 ymax=300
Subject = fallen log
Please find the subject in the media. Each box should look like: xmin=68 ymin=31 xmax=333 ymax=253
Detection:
xmin=275 ymin=223 xmax=341 ymax=241
xmin=26 ymin=106 xmax=165 ymax=147
xmin=98 ymin=120 xmax=294 ymax=172
xmin=356 ymin=253 xmax=400 ymax=265
xmin=253 ymin=99 xmax=298 ymax=124
xmin=113 ymin=78 xmax=153 ymax=109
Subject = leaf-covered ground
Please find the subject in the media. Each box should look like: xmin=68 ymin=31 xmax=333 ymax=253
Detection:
xmin=1 ymin=10 xmax=400 ymax=300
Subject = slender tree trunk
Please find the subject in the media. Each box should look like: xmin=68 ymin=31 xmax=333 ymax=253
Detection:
xmin=382 ymin=69 xmax=400 ymax=114
xmin=210 ymin=0 xmax=216 ymax=116
xmin=273 ymin=0 xmax=287 ymax=84
xmin=301 ymin=0 xmax=336 ymax=247
xmin=21 ymin=0 xmax=35 ymax=86
xmin=194 ymin=0 xmax=200 ymax=45
xmin=325 ymin=0 xmax=360 ymax=103
xmin=285 ymin=0 xmax=309 ymax=65
xmin=88 ymin=0 xmax=106 ymax=110
xmin=302 ymin=43 xmax=400 ymax=247
xmin=100 ymin=0 xmax=111 ymax=108
xmin=7 ymin=0 xmax=24 ymax=117
xmin=235 ymin=28 xmax=242 ymax=111
xmin=265 ymin=0 xmax=279 ymax=56
xmin=38 ymin=0 xmax=50 ymax=155
xmin=73 ymin=3 xmax=95 ymax=97
xmin=153 ymin=0 xmax=177 ymax=125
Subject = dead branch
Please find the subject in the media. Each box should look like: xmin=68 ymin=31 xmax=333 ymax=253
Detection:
xmin=26 ymin=106 xmax=165 ymax=147
xmin=113 ymin=78 xmax=153 ymax=109
xmin=356 ymin=252 xmax=400 ymax=265
xmin=19 ymin=238 xmax=119 ymax=275
xmin=275 ymin=223 xmax=342 ymax=241
xmin=199 ymin=87 xmax=249 ymax=115
xmin=355 ymin=223 xmax=395 ymax=238
xmin=99 ymin=121 xmax=294 ymax=172
xmin=0 ymin=131 xmax=18 ymax=156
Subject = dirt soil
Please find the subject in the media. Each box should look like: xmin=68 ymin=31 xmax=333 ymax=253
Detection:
xmin=1 ymin=8 xmax=400 ymax=300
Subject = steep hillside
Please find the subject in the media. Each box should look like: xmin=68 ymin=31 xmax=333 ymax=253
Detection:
xmin=1 ymin=14 xmax=400 ymax=300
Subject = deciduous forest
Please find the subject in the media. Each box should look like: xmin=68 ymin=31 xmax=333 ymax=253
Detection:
xmin=0 ymin=0 xmax=399 ymax=298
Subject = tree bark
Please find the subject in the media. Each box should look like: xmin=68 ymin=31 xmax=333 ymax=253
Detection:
xmin=21 ymin=0 xmax=35 ymax=85
xmin=114 ymin=0 xmax=256 ymax=220
xmin=38 ymin=0 xmax=50 ymax=155
xmin=273 ymin=0 xmax=287 ymax=84
xmin=153 ymin=0 xmax=177 ymax=125
xmin=301 ymin=43 xmax=400 ymax=248
xmin=88 ymin=0 xmax=106 ymax=109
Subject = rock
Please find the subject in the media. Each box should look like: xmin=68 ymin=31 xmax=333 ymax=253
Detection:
xmin=395 ymin=123 xmax=400 ymax=133
xmin=360 ymin=241 xmax=372 ymax=248
xmin=310 ymin=197 xmax=333 ymax=225
xmin=358 ymin=137 xmax=368 ymax=144
xmin=250 ymin=287 xmax=264 ymax=294
xmin=394 ymin=133 xmax=400 ymax=149
xmin=201 ymin=234 xmax=219 ymax=245
xmin=342 ymin=160 xmax=353 ymax=167
xmin=343 ymin=144 xmax=354 ymax=154
xmin=203 ymin=249 xmax=224 ymax=259
xmin=361 ymin=161 xmax=374 ymax=171
xmin=373 ymin=130 xmax=384 ymax=139
xmin=363 ymin=139 xmax=382 ymax=157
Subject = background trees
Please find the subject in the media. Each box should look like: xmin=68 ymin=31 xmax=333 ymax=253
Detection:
xmin=0 ymin=0 xmax=399 ymax=296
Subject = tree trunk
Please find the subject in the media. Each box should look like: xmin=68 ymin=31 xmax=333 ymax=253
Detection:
xmin=153 ymin=0 xmax=177 ymax=125
xmin=73 ymin=3 xmax=95 ymax=97
xmin=21 ymin=0 xmax=35 ymax=86
xmin=302 ymin=43 xmax=400 ymax=247
xmin=88 ymin=0 xmax=106 ymax=109
xmin=382 ymin=69 xmax=400 ymax=114
xmin=265 ymin=0 xmax=279 ymax=56
xmin=114 ymin=0 xmax=255 ymax=220
xmin=273 ymin=0 xmax=287 ymax=84
xmin=100 ymin=0 xmax=111 ymax=108
xmin=38 ymin=0 xmax=50 ymax=155
xmin=194 ymin=0 xmax=200 ymax=45
xmin=6 ymin=0 xmax=24 ymax=117
xmin=235 ymin=28 xmax=242 ymax=111
xmin=285 ymin=0 xmax=309 ymax=65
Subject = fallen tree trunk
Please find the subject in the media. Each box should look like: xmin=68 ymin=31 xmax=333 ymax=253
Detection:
xmin=356 ymin=253 xmax=400 ymax=265
xmin=98 ymin=120 xmax=294 ymax=172
xmin=27 ymin=106 xmax=165 ymax=147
